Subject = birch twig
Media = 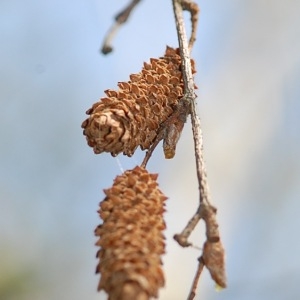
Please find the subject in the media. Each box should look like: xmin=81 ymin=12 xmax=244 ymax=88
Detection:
xmin=172 ymin=0 xmax=210 ymax=237
xmin=101 ymin=0 xmax=142 ymax=54
xmin=171 ymin=0 xmax=226 ymax=297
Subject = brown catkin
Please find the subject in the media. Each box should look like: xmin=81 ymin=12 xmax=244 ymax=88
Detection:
xmin=81 ymin=46 xmax=196 ymax=157
xmin=95 ymin=166 xmax=167 ymax=300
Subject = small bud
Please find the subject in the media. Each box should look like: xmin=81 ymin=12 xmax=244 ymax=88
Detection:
xmin=163 ymin=121 xmax=184 ymax=159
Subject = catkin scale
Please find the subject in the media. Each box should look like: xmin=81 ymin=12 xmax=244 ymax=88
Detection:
xmin=95 ymin=166 xmax=167 ymax=300
xmin=82 ymin=46 xmax=196 ymax=157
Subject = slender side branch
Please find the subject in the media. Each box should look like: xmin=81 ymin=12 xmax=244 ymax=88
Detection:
xmin=187 ymin=258 xmax=205 ymax=300
xmin=189 ymin=101 xmax=211 ymax=205
xmin=140 ymin=132 xmax=163 ymax=168
xmin=181 ymin=1 xmax=200 ymax=50
xmin=101 ymin=0 xmax=142 ymax=54
xmin=172 ymin=0 xmax=195 ymax=94
xmin=173 ymin=206 xmax=202 ymax=247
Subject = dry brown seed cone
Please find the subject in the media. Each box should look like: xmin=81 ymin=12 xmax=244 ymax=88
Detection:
xmin=81 ymin=46 xmax=196 ymax=157
xmin=95 ymin=166 xmax=167 ymax=300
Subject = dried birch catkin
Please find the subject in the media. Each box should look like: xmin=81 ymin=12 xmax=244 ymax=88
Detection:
xmin=81 ymin=46 xmax=196 ymax=157
xmin=95 ymin=166 xmax=167 ymax=300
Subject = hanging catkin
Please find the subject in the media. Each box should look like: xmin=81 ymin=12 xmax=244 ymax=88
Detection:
xmin=81 ymin=46 xmax=196 ymax=157
xmin=95 ymin=166 xmax=167 ymax=300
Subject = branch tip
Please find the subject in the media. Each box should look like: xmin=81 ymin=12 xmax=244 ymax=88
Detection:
xmin=101 ymin=0 xmax=142 ymax=54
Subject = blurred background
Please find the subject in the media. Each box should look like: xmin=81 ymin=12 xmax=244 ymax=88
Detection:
xmin=1 ymin=0 xmax=299 ymax=299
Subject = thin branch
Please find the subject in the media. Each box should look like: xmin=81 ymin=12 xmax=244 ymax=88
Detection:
xmin=172 ymin=0 xmax=226 ymax=296
xmin=181 ymin=0 xmax=200 ymax=50
xmin=187 ymin=258 xmax=205 ymax=300
xmin=173 ymin=205 xmax=202 ymax=247
xmin=140 ymin=132 xmax=163 ymax=168
xmin=172 ymin=0 xmax=211 ymax=209
xmin=172 ymin=0 xmax=196 ymax=93
xmin=101 ymin=0 xmax=142 ymax=54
